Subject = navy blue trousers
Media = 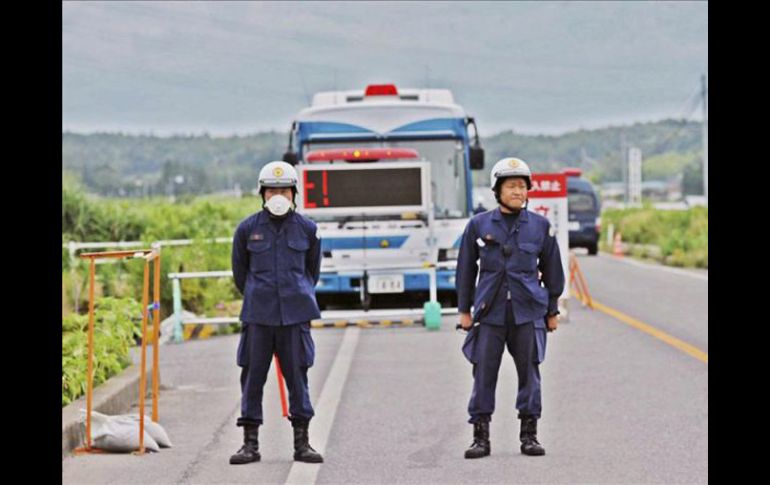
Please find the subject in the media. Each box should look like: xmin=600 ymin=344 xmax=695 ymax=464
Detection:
xmin=236 ymin=322 xmax=315 ymax=426
xmin=466 ymin=304 xmax=545 ymax=423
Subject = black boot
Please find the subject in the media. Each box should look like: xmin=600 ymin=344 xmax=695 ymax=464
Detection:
xmin=519 ymin=415 xmax=545 ymax=456
xmin=230 ymin=424 xmax=261 ymax=464
xmin=464 ymin=420 xmax=491 ymax=459
xmin=292 ymin=419 xmax=323 ymax=463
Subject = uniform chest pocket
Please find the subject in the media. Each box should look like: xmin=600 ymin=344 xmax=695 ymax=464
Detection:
xmin=518 ymin=242 xmax=540 ymax=254
xmin=247 ymin=240 xmax=272 ymax=272
xmin=479 ymin=242 xmax=502 ymax=271
xmin=287 ymin=236 xmax=310 ymax=271
xmin=515 ymin=242 xmax=540 ymax=271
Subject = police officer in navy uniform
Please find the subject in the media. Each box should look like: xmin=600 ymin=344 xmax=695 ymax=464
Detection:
xmin=456 ymin=157 xmax=564 ymax=458
xmin=229 ymin=161 xmax=324 ymax=465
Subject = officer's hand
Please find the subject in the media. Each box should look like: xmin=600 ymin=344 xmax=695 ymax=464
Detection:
xmin=546 ymin=314 xmax=558 ymax=332
xmin=459 ymin=312 xmax=473 ymax=330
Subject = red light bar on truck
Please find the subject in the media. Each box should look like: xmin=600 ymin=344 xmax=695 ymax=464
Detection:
xmin=562 ymin=168 xmax=583 ymax=177
xmin=364 ymin=84 xmax=399 ymax=96
xmin=306 ymin=148 xmax=419 ymax=162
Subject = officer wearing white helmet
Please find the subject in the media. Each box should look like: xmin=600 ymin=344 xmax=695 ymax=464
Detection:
xmin=455 ymin=157 xmax=564 ymax=458
xmin=230 ymin=161 xmax=323 ymax=465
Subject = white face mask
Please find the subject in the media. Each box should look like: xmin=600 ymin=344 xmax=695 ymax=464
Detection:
xmin=264 ymin=194 xmax=292 ymax=216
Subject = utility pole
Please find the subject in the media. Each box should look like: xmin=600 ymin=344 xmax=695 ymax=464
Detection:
xmin=701 ymin=74 xmax=708 ymax=205
xmin=620 ymin=132 xmax=627 ymax=206
xmin=628 ymin=146 xmax=642 ymax=207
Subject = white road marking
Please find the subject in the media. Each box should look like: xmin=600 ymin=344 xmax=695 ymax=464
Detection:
xmin=284 ymin=326 xmax=361 ymax=485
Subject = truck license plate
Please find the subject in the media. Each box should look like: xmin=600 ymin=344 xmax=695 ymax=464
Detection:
xmin=368 ymin=274 xmax=405 ymax=294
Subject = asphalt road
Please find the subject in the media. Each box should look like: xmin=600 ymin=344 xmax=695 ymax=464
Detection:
xmin=63 ymin=254 xmax=707 ymax=484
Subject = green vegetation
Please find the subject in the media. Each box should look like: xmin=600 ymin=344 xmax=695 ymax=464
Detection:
xmin=63 ymin=177 xmax=259 ymax=245
xmin=63 ymin=131 xmax=285 ymax=196
xmin=62 ymin=297 xmax=143 ymax=406
xmin=62 ymin=180 xmax=259 ymax=337
xmin=600 ymin=206 xmax=708 ymax=268
xmin=62 ymin=180 xmax=262 ymax=406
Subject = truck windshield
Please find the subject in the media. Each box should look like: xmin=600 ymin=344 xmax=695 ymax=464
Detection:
xmin=303 ymin=139 xmax=468 ymax=220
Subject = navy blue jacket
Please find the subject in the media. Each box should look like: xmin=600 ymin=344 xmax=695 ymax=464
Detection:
xmin=232 ymin=210 xmax=322 ymax=326
xmin=455 ymin=207 xmax=564 ymax=326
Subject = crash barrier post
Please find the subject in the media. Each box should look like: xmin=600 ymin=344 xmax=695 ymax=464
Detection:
xmin=72 ymin=248 xmax=161 ymax=456
xmin=167 ymin=271 xmax=235 ymax=343
xmin=423 ymin=265 xmax=442 ymax=330
xmin=569 ymin=251 xmax=594 ymax=309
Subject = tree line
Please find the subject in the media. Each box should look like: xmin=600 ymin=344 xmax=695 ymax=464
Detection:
xmin=63 ymin=119 xmax=704 ymax=196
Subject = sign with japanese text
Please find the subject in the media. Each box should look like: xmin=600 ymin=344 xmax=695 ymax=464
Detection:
xmin=529 ymin=173 xmax=569 ymax=303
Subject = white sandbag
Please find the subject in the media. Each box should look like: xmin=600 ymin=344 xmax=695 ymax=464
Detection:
xmin=120 ymin=413 xmax=173 ymax=448
xmin=80 ymin=410 xmax=160 ymax=453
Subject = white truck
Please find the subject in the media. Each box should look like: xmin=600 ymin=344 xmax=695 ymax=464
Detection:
xmin=282 ymin=84 xmax=485 ymax=310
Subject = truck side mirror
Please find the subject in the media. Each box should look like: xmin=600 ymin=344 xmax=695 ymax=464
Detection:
xmin=469 ymin=146 xmax=484 ymax=170
xmin=466 ymin=116 xmax=484 ymax=170
xmin=283 ymin=121 xmax=298 ymax=165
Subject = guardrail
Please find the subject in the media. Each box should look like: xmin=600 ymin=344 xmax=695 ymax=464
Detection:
xmin=66 ymin=238 xmax=448 ymax=333
xmin=167 ymin=264 xmax=441 ymax=342
xmin=64 ymin=238 xmax=232 ymax=267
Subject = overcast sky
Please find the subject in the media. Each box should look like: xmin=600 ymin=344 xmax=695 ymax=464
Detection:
xmin=62 ymin=1 xmax=708 ymax=137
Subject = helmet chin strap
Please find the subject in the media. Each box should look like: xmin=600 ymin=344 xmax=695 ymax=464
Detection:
xmin=499 ymin=200 xmax=525 ymax=214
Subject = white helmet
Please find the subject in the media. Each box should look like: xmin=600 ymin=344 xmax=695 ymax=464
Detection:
xmin=258 ymin=161 xmax=298 ymax=191
xmin=490 ymin=157 xmax=532 ymax=190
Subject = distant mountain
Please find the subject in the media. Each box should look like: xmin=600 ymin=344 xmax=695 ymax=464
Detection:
xmin=62 ymin=118 xmax=704 ymax=197
xmin=481 ymin=119 xmax=703 ymax=185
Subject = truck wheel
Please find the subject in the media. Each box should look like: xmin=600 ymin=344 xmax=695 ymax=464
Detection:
xmin=587 ymin=242 xmax=598 ymax=255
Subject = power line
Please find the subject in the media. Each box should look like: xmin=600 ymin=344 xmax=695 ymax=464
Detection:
xmin=648 ymin=82 xmax=704 ymax=154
